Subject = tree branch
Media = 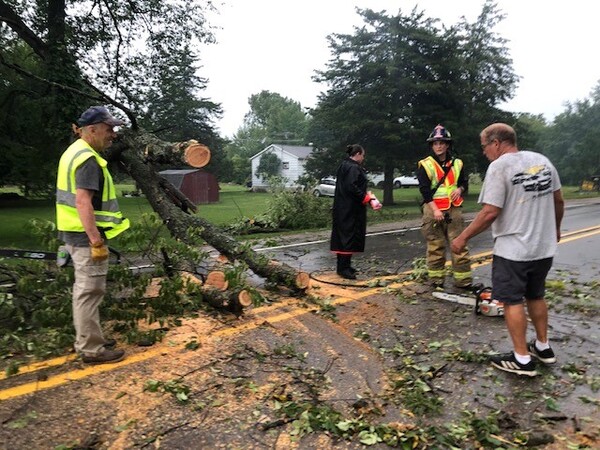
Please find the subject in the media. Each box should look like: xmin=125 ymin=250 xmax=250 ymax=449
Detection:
xmin=0 ymin=0 xmax=48 ymax=60
xmin=0 ymin=52 xmax=138 ymax=128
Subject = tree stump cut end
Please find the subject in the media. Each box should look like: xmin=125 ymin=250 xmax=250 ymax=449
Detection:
xmin=205 ymin=270 xmax=228 ymax=291
xmin=185 ymin=143 xmax=211 ymax=168
xmin=295 ymin=272 xmax=310 ymax=290
xmin=238 ymin=290 xmax=253 ymax=308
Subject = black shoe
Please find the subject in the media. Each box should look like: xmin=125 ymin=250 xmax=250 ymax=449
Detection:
xmin=103 ymin=338 xmax=117 ymax=348
xmin=349 ymin=266 xmax=358 ymax=274
xmin=338 ymin=268 xmax=356 ymax=280
xmin=82 ymin=349 xmax=125 ymax=365
xmin=490 ymin=352 xmax=537 ymax=376
xmin=528 ymin=340 xmax=556 ymax=364
xmin=429 ymin=279 xmax=444 ymax=288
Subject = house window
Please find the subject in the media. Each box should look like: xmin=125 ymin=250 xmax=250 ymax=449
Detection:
xmin=282 ymin=162 xmax=289 ymax=170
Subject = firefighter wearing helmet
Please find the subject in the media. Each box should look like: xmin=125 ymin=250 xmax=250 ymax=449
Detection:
xmin=416 ymin=124 xmax=473 ymax=288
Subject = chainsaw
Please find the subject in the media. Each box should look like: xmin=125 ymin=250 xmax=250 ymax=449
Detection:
xmin=432 ymin=286 xmax=504 ymax=317
xmin=0 ymin=246 xmax=121 ymax=267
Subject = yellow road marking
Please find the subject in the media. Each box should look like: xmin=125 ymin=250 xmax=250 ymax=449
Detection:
xmin=1 ymin=224 xmax=599 ymax=400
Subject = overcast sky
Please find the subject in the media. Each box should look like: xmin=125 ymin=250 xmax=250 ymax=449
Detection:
xmin=201 ymin=0 xmax=599 ymax=137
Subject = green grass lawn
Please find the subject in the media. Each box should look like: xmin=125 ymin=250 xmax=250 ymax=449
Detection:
xmin=0 ymin=183 xmax=597 ymax=249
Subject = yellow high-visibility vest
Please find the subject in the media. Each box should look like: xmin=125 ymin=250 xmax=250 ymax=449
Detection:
xmin=56 ymin=139 xmax=129 ymax=239
xmin=418 ymin=156 xmax=464 ymax=211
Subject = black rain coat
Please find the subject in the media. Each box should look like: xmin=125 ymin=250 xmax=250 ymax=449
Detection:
xmin=330 ymin=157 xmax=368 ymax=253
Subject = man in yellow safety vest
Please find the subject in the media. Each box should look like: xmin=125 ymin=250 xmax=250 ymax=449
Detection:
xmin=56 ymin=106 xmax=130 ymax=365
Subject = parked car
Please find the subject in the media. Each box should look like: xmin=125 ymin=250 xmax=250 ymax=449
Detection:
xmin=393 ymin=174 xmax=419 ymax=188
xmin=367 ymin=172 xmax=385 ymax=187
xmin=313 ymin=176 xmax=337 ymax=197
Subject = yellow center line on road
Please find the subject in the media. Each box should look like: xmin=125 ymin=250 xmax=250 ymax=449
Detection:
xmin=2 ymin=225 xmax=599 ymax=401
xmin=0 ymin=294 xmax=372 ymax=400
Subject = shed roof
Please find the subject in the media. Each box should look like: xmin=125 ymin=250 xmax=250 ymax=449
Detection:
xmin=159 ymin=169 xmax=200 ymax=189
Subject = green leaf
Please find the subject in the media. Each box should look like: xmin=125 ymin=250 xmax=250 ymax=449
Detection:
xmin=358 ymin=430 xmax=381 ymax=445
xmin=336 ymin=420 xmax=353 ymax=431
xmin=185 ymin=340 xmax=200 ymax=351
xmin=544 ymin=396 xmax=561 ymax=412
xmin=143 ymin=379 xmax=161 ymax=392
xmin=176 ymin=391 xmax=189 ymax=403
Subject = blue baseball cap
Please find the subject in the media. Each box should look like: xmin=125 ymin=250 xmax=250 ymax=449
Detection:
xmin=77 ymin=106 xmax=124 ymax=127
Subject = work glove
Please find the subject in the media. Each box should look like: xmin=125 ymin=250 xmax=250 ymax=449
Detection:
xmin=90 ymin=240 xmax=109 ymax=261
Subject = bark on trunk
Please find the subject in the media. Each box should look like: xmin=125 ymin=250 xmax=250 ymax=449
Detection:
xmin=148 ymin=273 xmax=252 ymax=315
xmin=116 ymin=133 xmax=309 ymax=293
xmin=200 ymin=287 xmax=252 ymax=316
xmin=107 ymin=130 xmax=209 ymax=168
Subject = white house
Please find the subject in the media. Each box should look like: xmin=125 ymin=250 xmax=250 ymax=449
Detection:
xmin=250 ymin=144 xmax=313 ymax=190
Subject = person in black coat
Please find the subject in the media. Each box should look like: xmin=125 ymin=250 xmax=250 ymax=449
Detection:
xmin=330 ymin=144 xmax=381 ymax=279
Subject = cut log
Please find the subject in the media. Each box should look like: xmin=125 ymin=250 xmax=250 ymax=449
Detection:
xmin=237 ymin=289 xmax=253 ymax=308
xmin=183 ymin=142 xmax=211 ymax=168
xmin=200 ymin=286 xmax=252 ymax=316
xmin=205 ymin=271 xmax=228 ymax=291
xmin=144 ymin=274 xmax=251 ymax=315
xmin=109 ymin=130 xmax=210 ymax=168
xmin=295 ymin=272 xmax=311 ymax=290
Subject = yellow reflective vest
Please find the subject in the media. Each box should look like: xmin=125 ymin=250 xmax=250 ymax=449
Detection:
xmin=56 ymin=139 xmax=130 ymax=239
xmin=418 ymin=156 xmax=464 ymax=211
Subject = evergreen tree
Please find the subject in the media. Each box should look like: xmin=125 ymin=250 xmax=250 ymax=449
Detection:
xmin=308 ymin=2 xmax=519 ymax=203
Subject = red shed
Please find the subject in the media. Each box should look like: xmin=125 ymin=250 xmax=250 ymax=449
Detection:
xmin=159 ymin=169 xmax=219 ymax=204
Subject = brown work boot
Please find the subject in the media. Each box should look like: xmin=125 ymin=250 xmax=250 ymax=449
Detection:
xmin=82 ymin=349 xmax=125 ymax=365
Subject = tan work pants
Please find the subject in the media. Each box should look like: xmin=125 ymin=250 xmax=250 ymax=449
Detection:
xmin=421 ymin=206 xmax=472 ymax=285
xmin=66 ymin=244 xmax=109 ymax=357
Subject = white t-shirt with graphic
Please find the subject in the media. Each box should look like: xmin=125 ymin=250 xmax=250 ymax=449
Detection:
xmin=478 ymin=150 xmax=561 ymax=261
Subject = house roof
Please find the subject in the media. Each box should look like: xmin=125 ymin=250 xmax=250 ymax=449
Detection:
xmin=250 ymin=144 xmax=313 ymax=161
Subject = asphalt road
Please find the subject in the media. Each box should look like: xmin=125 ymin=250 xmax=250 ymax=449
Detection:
xmin=0 ymin=198 xmax=598 ymax=449
xmin=256 ymin=198 xmax=600 ymax=284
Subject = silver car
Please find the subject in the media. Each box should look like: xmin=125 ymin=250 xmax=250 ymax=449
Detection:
xmin=393 ymin=174 xmax=419 ymax=188
xmin=313 ymin=176 xmax=336 ymax=197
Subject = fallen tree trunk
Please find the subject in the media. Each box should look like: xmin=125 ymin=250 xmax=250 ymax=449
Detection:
xmin=109 ymin=129 xmax=210 ymax=168
xmin=116 ymin=137 xmax=310 ymax=293
xmin=186 ymin=272 xmax=252 ymax=315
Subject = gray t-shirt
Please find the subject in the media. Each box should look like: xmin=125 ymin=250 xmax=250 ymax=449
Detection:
xmin=478 ymin=150 xmax=561 ymax=261
xmin=58 ymin=157 xmax=105 ymax=247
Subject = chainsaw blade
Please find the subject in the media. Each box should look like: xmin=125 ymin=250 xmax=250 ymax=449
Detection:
xmin=431 ymin=291 xmax=476 ymax=306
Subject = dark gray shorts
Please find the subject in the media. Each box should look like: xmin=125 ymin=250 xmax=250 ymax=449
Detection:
xmin=492 ymin=255 xmax=553 ymax=305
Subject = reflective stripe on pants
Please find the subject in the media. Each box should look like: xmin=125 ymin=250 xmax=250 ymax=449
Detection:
xmin=421 ymin=206 xmax=472 ymax=284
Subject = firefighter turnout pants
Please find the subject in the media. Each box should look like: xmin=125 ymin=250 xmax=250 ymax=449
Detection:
xmin=421 ymin=205 xmax=472 ymax=287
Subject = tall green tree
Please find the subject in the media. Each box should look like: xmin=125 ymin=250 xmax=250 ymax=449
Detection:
xmin=539 ymin=82 xmax=600 ymax=185
xmin=448 ymin=0 xmax=520 ymax=174
xmin=309 ymin=7 xmax=451 ymax=204
xmin=136 ymin=43 xmax=226 ymax=178
xmin=0 ymin=0 xmax=221 ymax=195
xmin=223 ymin=91 xmax=310 ymax=184
xmin=307 ymin=1 xmax=518 ymax=203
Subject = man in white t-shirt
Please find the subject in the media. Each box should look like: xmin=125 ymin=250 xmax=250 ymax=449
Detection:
xmin=451 ymin=123 xmax=564 ymax=376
